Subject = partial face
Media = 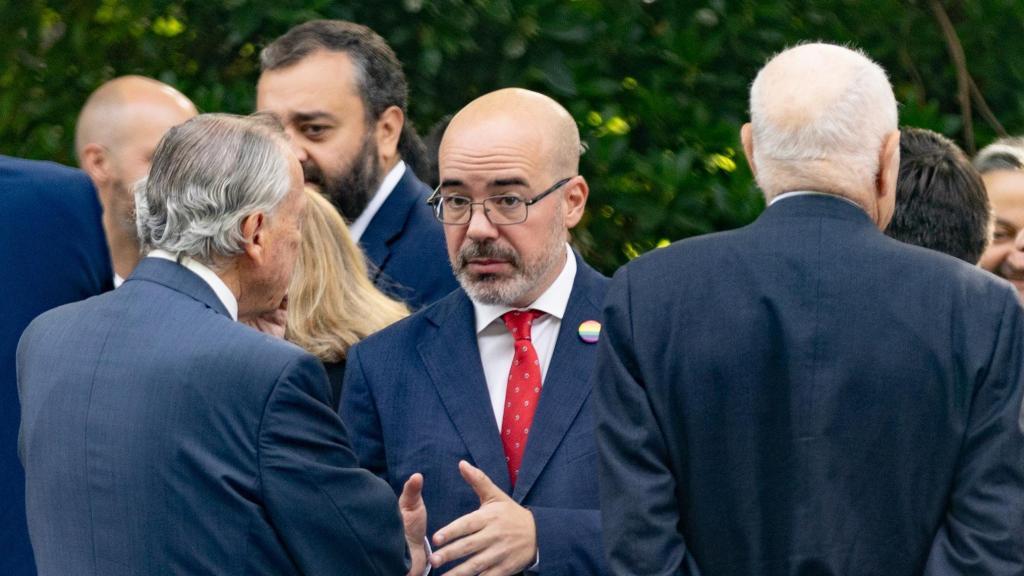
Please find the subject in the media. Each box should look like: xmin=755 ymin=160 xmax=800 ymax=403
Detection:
xmin=253 ymin=153 xmax=308 ymax=314
xmin=979 ymin=170 xmax=1024 ymax=295
xmin=256 ymin=50 xmax=382 ymax=221
xmin=439 ymin=118 xmax=580 ymax=307
xmin=106 ymin=103 xmax=195 ymax=228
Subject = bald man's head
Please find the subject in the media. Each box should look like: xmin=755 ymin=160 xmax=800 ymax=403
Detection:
xmin=743 ymin=43 xmax=899 ymax=222
xmin=76 ymin=76 xmax=197 ymax=158
xmin=437 ymin=88 xmax=589 ymax=308
xmin=76 ymin=76 xmax=197 ymax=279
xmin=443 ymin=88 xmax=581 ymax=179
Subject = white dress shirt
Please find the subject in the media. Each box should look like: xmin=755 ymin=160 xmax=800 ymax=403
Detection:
xmin=147 ymin=249 xmax=238 ymax=321
xmin=348 ymin=160 xmax=407 ymax=241
xmin=770 ymin=189 xmax=864 ymax=210
xmin=472 ymin=243 xmax=576 ymax=430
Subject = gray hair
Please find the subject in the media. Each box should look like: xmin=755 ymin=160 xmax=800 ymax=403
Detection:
xmin=750 ymin=43 xmax=898 ymax=197
xmin=135 ymin=113 xmax=292 ymax=266
xmin=973 ymin=137 xmax=1024 ymax=174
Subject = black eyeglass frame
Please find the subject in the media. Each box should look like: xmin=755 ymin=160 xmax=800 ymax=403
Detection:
xmin=426 ymin=176 xmax=575 ymax=226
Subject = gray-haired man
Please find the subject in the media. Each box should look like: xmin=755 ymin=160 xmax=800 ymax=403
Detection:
xmin=18 ymin=113 xmax=427 ymax=575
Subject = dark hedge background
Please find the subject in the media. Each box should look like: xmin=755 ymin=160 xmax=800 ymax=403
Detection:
xmin=3 ymin=0 xmax=1022 ymax=274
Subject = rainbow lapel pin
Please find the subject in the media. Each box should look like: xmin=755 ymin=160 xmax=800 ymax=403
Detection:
xmin=578 ymin=320 xmax=601 ymax=344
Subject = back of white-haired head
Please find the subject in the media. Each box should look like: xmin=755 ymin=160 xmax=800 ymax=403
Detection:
xmin=135 ymin=113 xmax=292 ymax=267
xmin=749 ymin=43 xmax=898 ymax=199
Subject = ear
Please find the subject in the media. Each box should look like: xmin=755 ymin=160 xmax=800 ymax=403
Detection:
xmin=80 ymin=143 xmax=113 ymax=185
xmin=241 ymin=212 xmax=267 ymax=265
xmin=562 ymin=175 xmax=590 ymax=229
xmin=877 ymin=129 xmax=901 ymax=199
xmin=740 ymin=123 xmax=757 ymax=177
xmin=374 ymin=105 xmax=404 ymax=166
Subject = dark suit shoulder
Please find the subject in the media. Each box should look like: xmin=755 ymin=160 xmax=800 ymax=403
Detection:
xmin=349 ymin=287 xmax=459 ymax=359
xmin=0 ymin=155 xmax=94 ymax=189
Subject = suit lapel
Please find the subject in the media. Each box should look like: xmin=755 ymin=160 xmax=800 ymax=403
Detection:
xmin=416 ymin=292 xmax=513 ymax=494
xmin=513 ymin=257 xmax=605 ymax=501
xmin=360 ymin=169 xmax=423 ymax=274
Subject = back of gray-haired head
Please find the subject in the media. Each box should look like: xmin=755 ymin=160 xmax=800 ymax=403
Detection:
xmin=749 ymin=42 xmax=898 ymax=197
xmin=135 ymin=113 xmax=292 ymax=266
xmin=973 ymin=137 xmax=1024 ymax=174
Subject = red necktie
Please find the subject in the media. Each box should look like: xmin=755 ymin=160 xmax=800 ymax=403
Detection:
xmin=500 ymin=309 xmax=546 ymax=487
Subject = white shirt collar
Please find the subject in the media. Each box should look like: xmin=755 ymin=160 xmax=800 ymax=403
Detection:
xmin=348 ymin=160 xmax=406 ymax=241
xmin=769 ymin=190 xmax=864 ymax=211
xmin=146 ymin=249 xmax=239 ymax=321
xmin=472 ymin=243 xmax=576 ymax=334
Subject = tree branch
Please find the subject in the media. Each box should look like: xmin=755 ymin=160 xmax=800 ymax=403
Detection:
xmin=928 ymin=0 xmax=974 ymax=153
xmin=969 ymin=75 xmax=1008 ymax=139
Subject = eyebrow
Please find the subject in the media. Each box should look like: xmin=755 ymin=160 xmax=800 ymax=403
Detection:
xmin=289 ymin=111 xmax=336 ymax=123
xmin=438 ymin=177 xmax=530 ymax=189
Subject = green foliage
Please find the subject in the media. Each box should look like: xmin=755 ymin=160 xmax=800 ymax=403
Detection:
xmin=2 ymin=0 xmax=1022 ymax=274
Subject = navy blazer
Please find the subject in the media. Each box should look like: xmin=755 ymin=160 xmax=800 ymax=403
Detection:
xmin=596 ymin=194 xmax=1024 ymax=575
xmin=18 ymin=258 xmax=408 ymax=576
xmin=0 ymin=156 xmax=112 ymax=576
xmin=360 ymin=167 xmax=458 ymax=309
xmin=343 ymin=252 xmax=611 ymax=575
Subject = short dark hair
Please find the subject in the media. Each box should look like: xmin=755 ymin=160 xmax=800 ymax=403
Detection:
xmin=260 ymin=20 xmax=424 ymax=164
xmin=886 ymin=127 xmax=990 ymax=264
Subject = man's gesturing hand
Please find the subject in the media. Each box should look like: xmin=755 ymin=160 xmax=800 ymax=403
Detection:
xmin=400 ymin=473 xmax=429 ymax=576
xmin=430 ymin=460 xmax=537 ymax=576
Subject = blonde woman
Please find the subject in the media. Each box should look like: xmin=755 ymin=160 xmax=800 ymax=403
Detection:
xmin=285 ymin=187 xmax=409 ymax=407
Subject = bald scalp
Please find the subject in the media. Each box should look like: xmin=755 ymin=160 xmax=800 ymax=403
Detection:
xmin=75 ymin=76 xmax=197 ymax=158
xmin=444 ymin=88 xmax=581 ymax=177
xmin=749 ymin=43 xmax=897 ymax=199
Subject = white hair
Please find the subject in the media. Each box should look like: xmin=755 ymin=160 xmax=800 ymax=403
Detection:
xmin=750 ymin=43 xmax=898 ymax=197
xmin=973 ymin=137 xmax=1024 ymax=174
xmin=135 ymin=113 xmax=292 ymax=267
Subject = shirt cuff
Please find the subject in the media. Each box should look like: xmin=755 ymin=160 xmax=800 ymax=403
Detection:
xmin=422 ymin=536 xmax=432 ymax=576
xmin=525 ymin=547 xmax=540 ymax=573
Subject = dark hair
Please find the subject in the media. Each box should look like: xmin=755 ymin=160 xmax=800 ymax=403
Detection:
xmin=886 ymin=127 xmax=990 ymax=264
xmin=260 ymin=19 xmax=424 ymax=164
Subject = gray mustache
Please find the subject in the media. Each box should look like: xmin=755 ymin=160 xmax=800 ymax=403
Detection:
xmin=457 ymin=241 xmax=520 ymax=269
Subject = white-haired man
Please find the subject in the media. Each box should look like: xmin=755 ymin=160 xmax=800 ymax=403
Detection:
xmin=18 ymin=114 xmax=426 ymax=575
xmin=596 ymin=43 xmax=1024 ymax=575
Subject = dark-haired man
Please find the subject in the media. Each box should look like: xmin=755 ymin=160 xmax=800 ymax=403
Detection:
xmin=257 ymin=20 xmax=457 ymax=309
xmin=885 ymin=127 xmax=989 ymax=263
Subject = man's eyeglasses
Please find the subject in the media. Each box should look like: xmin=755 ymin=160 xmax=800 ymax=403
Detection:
xmin=427 ymin=177 xmax=574 ymax=226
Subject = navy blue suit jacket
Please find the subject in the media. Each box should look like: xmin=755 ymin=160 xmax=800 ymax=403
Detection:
xmin=343 ymin=252 xmax=611 ymax=575
xmin=1 ymin=156 xmax=112 ymax=576
xmin=18 ymin=258 xmax=408 ymax=575
xmin=361 ymin=168 xmax=458 ymax=309
xmin=596 ymin=195 xmax=1024 ymax=575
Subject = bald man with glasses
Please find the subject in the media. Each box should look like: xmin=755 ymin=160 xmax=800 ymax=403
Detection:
xmin=342 ymin=88 xmax=610 ymax=576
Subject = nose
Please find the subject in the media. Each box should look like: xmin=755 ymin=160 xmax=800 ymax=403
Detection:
xmin=464 ymin=203 xmax=499 ymax=242
xmin=282 ymin=127 xmax=309 ymax=163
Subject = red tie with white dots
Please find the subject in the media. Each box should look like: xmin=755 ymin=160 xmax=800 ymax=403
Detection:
xmin=500 ymin=309 xmax=546 ymax=488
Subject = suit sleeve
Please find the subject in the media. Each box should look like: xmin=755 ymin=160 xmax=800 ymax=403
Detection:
xmin=923 ymin=289 xmax=1024 ymax=575
xmin=258 ymin=353 xmax=408 ymax=576
xmin=340 ymin=344 xmax=390 ymax=479
xmin=594 ymin=266 xmax=701 ymax=576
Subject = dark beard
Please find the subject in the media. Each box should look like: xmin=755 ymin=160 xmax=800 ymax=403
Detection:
xmin=303 ymin=134 xmax=382 ymax=222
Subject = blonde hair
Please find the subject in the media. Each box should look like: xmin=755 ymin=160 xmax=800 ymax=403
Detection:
xmin=285 ymin=188 xmax=408 ymax=362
